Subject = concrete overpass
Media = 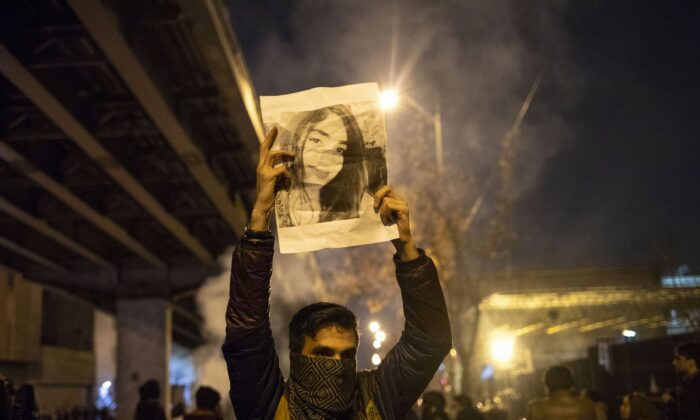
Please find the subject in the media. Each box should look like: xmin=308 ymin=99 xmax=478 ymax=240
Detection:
xmin=0 ymin=0 xmax=261 ymax=416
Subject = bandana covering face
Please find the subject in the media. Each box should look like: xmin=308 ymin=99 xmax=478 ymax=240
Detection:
xmin=287 ymin=353 xmax=357 ymax=419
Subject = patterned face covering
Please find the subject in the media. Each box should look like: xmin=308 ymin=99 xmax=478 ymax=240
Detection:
xmin=287 ymin=353 xmax=357 ymax=419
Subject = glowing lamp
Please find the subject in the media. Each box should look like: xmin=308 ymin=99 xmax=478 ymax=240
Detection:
xmin=490 ymin=334 xmax=515 ymax=363
xmin=622 ymin=329 xmax=637 ymax=338
xmin=379 ymin=90 xmax=399 ymax=110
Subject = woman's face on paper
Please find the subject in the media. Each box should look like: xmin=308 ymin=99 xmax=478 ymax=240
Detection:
xmin=301 ymin=114 xmax=348 ymax=186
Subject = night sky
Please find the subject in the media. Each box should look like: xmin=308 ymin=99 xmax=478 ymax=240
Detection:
xmin=226 ymin=0 xmax=700 ymax=272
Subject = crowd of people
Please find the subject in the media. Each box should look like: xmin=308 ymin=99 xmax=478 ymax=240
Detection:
xmin=0 ymin=376 xmax=224 ymax=420
xmin=409 ymin=341 xmax=700 ymax=420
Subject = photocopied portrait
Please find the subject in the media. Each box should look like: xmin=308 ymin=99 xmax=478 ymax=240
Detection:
xmin=261 ymin=83 xmax=398 ymax=253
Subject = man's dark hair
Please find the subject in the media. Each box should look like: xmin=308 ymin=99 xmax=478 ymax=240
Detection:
xmin=676 ymin=342 xmax=700 ymax=365
xmin=195 ymin=386 xmax=221 ymax=410
xmin=288 ymin=302 xmax=358 ymax=353
xmin=545 ymin=366 xmax=573 ymax=392
xmin=138 ymin=379 xmax=160 ymax=400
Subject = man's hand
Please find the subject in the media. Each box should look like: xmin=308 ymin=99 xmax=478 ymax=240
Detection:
xmin=249 ymin=127 xmax=294 ymax=231
xmin=374 ymin=186 xmax=419 ymax=261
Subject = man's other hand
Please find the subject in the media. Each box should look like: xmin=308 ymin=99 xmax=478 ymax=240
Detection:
xmin=374 ymin=186 xmax=419 ymax=261
xmin=250 ymin=127 xmax=294 ymax=231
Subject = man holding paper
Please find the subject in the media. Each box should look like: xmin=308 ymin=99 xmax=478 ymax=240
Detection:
xmin=222 ymin=127 xmax=451 ymax=419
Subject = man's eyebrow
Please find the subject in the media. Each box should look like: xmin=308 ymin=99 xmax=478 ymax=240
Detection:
xmin=340 ymin=348 xmax=356 ymax=356
xmin=311 ymin=345 xmax=334 ymax=353
xmin=309 ymin=128 xmax=329 ymax=137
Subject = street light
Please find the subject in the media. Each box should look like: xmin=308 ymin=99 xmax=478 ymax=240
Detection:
xmin=371 ymin=353 xmax=382 ymax=366
xmin=380 ymin=88 xmax=443 ymax=175
xmin=373 ymin=340 xmax=382 ymax=349
xmin=375 ymin=330 xmax=387 ymax=342
xmin=490 ymin=333 xmax=515 ymax=364
xmin=369 ymin=321 xmax=380 ymax=333
xmin=379 ymin=90 xmax=398 ymax=110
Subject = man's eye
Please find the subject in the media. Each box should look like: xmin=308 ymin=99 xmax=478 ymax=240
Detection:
xmin=309 ymin=137 xmax=321 ymax=144
xmin=336 ymin=147 xmax=346 ymax=154
xmin=312 ymin=348 xmax=334 ymax=357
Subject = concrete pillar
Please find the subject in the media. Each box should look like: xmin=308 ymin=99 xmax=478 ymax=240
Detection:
xmin=116 ymin=298 xmax=171 ymax=420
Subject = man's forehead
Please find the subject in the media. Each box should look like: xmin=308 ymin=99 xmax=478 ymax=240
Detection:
xmin=309 ymin=325 xmax=357 ymax=346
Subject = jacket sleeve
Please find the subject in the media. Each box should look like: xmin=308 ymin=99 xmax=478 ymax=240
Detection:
xmin=374 ymin=250 xmax=452 ymax=419
xmin=221 ymin=237 xmax=284 ymax=420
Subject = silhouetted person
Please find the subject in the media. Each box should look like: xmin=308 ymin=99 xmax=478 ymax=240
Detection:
xmin=421 ymin=391 xmax=449 ymax=420
xmin=184 ymin=386 xmax=222 ymax=420
xmin=526 ymin=366 xmax=597 ymax=420
xmin=11 ymin=384 xmax=37 ymax=420
xmin=619 ymin=393 xmax=659 ymax=420
xmin=134 ymin=380 xmax=166 ymax=420
xmin=673 ymin=342 xmax=700 ymax=420
xmin=581 ymin=389 xmax=608 ymax=420
xmin=456 ymin=394 xmax=484 ymax=420
xmin=0 ymin=376 xmax=11 ymax=420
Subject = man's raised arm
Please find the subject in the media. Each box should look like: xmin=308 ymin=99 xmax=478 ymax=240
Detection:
xmin=221 ymin=128 xmax=293 ymax=419
xmin=372 ymin=186 xmax=453 ymax=419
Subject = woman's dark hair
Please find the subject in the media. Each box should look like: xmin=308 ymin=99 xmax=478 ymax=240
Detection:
xmin=545 ymin=366 xmax=573 ymax=392
xmin=288 ymin=302 xmax=358 ymax=354
xmin=289 ymin=104 xmax=366 ymax=222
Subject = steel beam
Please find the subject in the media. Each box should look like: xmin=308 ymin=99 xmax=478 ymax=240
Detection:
xmin=0 ymin=234 xmax=67 ymax=272
xmin=578 ymin=317 xmax=626 ymax=333
xmin=67 ymin=0 xmax=247 ymax=236
xmin=0 ymin=44 xmax=215 ymax=267
xmin=0 ymin=141 xmax=164 ymax=267
xmin=0 ymin=195 xmax=113 ymax=269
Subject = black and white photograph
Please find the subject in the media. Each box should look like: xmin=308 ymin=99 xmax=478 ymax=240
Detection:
xmin=261 ymin=83 xmax=398 ymax=253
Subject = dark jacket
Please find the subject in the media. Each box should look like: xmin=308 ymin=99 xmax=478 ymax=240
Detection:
xmin=183 ymin=410 xmax=223 ymax=420
xmin=134 ymin=399 xmax=166 ymax=420
xmin=526 ymin=390 xmax=597 ymax=420
xmin=678 ymin=372 xmax=700 ymax=420
xmin=222 ymin=236 xmax=452 ymax=419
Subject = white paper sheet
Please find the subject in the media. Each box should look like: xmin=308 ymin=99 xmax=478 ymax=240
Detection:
xmin=261 ymin=83 xmax=399 ymax=253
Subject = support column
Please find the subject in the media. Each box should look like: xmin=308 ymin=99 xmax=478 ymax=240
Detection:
xmin=116 ymin=298 xmax=171 ymax=420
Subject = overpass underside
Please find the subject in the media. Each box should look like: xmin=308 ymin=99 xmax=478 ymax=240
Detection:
xmin=0 ymin=0 xmax=261 ymax=416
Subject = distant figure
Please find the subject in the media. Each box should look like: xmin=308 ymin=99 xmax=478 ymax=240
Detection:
xmin=619 ymin=393 xmax=659 ymax=420
xmin=421 ymin=391 xmax=450 ymax=420
xmin=673 ymin=342 xmax=700 ymax=420
xmin=581 ymin=389 xmax=608 ymax=420
xmin=11 ymin=384 xmax=37 ymax=420
xmin=455 ymin=394 xmax=484 ymax=420
xmin=0 ymin=375 xmax=11 ymax=420
xmin=526 ymin=366 xmax=597 ymax=420
xmin=134 ymin=380 xmax=166 ymax=420
xmin=184 ymin=386 xmax=222 ymax=420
